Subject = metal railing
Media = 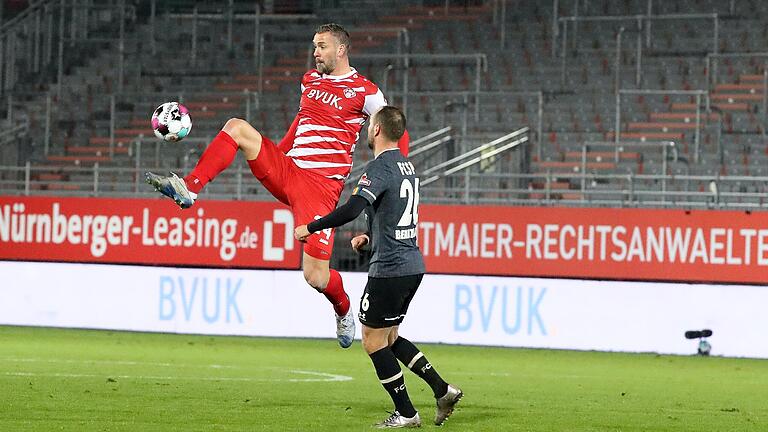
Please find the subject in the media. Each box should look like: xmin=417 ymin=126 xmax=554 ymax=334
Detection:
xmin=344 ymin=53 xmax=488 ymax=118
xmin=578 ymin=140 xmax=682 ymax=203
xmin=1 ymin=1 xmax=136 ymax=97
xmin=705 ymin=52 xmax=768 ymax=90
xmin=557 ymin=13 xmax=719 ymax=88
xmin=4 ymin=162 xmax=768 ymax=210
xmin=421 ymin=127 xmax=530 ymax=204
xmin=345 ymin=127 xmax=454 ymax=186
xmin=385 ymin=90 xmax=543 ymax=158
xmin=615 ymin=89 xmax=710 ymax=163
xmin=421 ymin=171 xmax=768 ymax=210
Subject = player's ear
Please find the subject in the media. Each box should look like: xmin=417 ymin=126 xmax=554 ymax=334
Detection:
xmin=373 ymin=123 xmax=381 ymax=137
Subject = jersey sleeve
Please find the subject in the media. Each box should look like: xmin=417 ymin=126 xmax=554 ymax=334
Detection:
xmin=353 ymin=159 xmax=389 ymax=205
xmin=362 ymin=85 xmax=388 ymax=117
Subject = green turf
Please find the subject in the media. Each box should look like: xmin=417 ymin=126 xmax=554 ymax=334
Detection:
xmin=0 ymin=326 xmax=766 ymax=431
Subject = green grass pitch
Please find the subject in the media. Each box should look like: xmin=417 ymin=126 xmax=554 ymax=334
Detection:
xmin=0 ymin=326 xmax=766 ymax=431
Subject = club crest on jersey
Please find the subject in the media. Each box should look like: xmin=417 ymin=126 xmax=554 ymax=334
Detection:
xmin=358 ymin=173 xmax=371 ymax=186
xmin=343 ymin=88 xmax=357 ymax=98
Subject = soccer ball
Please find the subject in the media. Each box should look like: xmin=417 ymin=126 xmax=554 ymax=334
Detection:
xmin=151 ymin=102 xmax=192 ymax=142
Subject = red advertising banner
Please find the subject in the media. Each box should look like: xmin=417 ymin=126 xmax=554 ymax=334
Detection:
xmin=3 ymin=197 xmax=768 ymax=284
xmin=0 ymin=196 xmax=301 ymax=269
xmin=418 ymin=205 xmax=768 ymax=284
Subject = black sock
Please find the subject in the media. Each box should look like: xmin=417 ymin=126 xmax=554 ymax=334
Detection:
xmin=391 ymin=336 xmax=449 ymax=398
xmin=369 ymin=347 xmax=417 ymax=418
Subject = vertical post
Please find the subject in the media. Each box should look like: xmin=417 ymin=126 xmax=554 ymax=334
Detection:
xmin=45 ymin=4 xmax=53 ymax=65
xmin=537 ymin=91 xmax=543 ymax=161
xmin=134 ymin=139 xmax=141 ymax=193
xmin=245 ymin=92 xmax=251 ymax=123
xmin=227 ymin=0 xmax=233 ymax=52
xmin=646 ymin=0 xmax=652 ymax=48
xmin=545 ymin=170 xmax=551 ymax=203
xmin=7 ymin=33 xmax=15 ymax=91
xmin=615 ymin=27 xmax=624 ymax=96
xmin=109 ymin=95 xmax=116 ymax=158
xmin=730 ymin=0 xmax=735 ymax=14
xmin=0 ymin=36 xmax=4 ymax=95
xmin=93 ymin=162 xmax=99 ymax=196
xmin=236 ymin=163 xmax=243 ymax=201
xmin=560 ymin=20 xmax=567 ymax=86
xmin=462 ymin=92 xmax=469 ymax=139
xmin=475 ymin=56 xmax=481 ymax=122
xmin=24 ymin=161 xmax=31 ymax=196
xmin=44 ymin=92 xmax=51 ymax=155
xmin=572 ymin=0 xmax=579 ymax=51
xmin=57 ymin=0 xmax=65 ymax=98
xmin=254 ymin=3 xmax=260 ymax=70
xmin=83 ymin=0 xmax=90 ymax=40
xmin=712 ymin=15 xmax=719 ymax=80
xmin=154 ymin=139 xmax=160 ymax=168
xmin=661 ymin=144 xmax=667 ymax=204
xmin=636 ymin=19 xmax=642 ymax=87
xmin=118 ymin=0 xmax=125 ymax=92
xmin=258 ymin=35 xmax=264 ymax=96
xmin=763 ymin=64 xmax=767 ymax=139
xmin=499 ymin=0 xmax=506 ymax=50
xmin=464 ymin=170 xmax=470 ymax=204
xmin=614 ymin=91 xmax=621 ymax=145
xmin=191 ymin=6 xmax=198 ymax=66
xmin=695 ymin=93 xmax=701 ymax=163
xmin=69 ymin=0 xmax=76 ymax=46
xmin=150 ymin=0 xmax=156 ymax=55
xmin=403 ymin=53 xmax=409 ymax=118
xmin=580 ymin=143 xmax=586 ymax=193
xmin=34 ymin=8 xmax=41 ymax=73
xmin=551 ymin=0 xmax=558 ymax=58
xmin=5 ymin=95 xmax=10 ymax=122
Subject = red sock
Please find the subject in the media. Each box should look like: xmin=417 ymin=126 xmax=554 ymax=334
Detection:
xmin=323 ymin=269 xmax=350 ymax=316
xmin=184 ymin=131 xmax=239 ymax=194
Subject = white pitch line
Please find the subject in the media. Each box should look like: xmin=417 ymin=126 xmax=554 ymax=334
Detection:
xmin=2 ymin=370 xmax=353 ymax=383
xmin=0 ymin=358 xmax=237 ymax=369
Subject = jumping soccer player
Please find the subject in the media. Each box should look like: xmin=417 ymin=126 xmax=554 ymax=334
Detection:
xmin=145 ymin=24 xmax=408 ymax=348
xmin=295 ymin=107 xmax=463 ymax=428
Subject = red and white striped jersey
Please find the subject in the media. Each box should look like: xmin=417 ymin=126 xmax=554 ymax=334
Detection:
xmin=285 ymin=68 xmax=387 ymax=181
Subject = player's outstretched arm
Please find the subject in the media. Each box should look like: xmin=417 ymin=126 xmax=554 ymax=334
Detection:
xmin=294 ymin=195 xmax=368 ymax=241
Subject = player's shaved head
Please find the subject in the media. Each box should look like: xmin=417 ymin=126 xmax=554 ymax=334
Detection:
xmin=373 ymin=106 xmax=406 ymax=142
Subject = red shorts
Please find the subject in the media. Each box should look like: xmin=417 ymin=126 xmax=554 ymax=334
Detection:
xmin=247 ymin=135 xmax=344 ymax=260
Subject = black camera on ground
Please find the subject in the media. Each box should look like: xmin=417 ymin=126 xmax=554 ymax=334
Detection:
xmin=685 ymin=329 xmax=713 ymax=356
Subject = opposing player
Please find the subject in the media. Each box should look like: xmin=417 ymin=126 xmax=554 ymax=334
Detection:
xmin=295 ymin=107 xmax=463 ymax=428
xmin=145 ymin=23 xmax=409 ymax=348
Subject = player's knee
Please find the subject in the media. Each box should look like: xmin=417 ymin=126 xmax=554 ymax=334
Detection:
xmin=362 ymin=336 xmax=387 ymax=355
xmin=303 ymin=267 xmax=329 ymax=292
xmin=222 ymin=118 xmax=261 ymax=152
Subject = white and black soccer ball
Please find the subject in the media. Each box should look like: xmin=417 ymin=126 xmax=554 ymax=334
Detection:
xmin=151 ymin=102 xmax=192 ymax=142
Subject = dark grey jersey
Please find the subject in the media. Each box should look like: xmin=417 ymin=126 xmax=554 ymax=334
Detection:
xmin=354 ymin=148 xmax=426 ymax=277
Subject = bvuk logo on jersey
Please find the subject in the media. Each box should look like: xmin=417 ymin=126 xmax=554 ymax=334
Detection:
xmin=343 ymin=88 xmax=357 ymax=98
